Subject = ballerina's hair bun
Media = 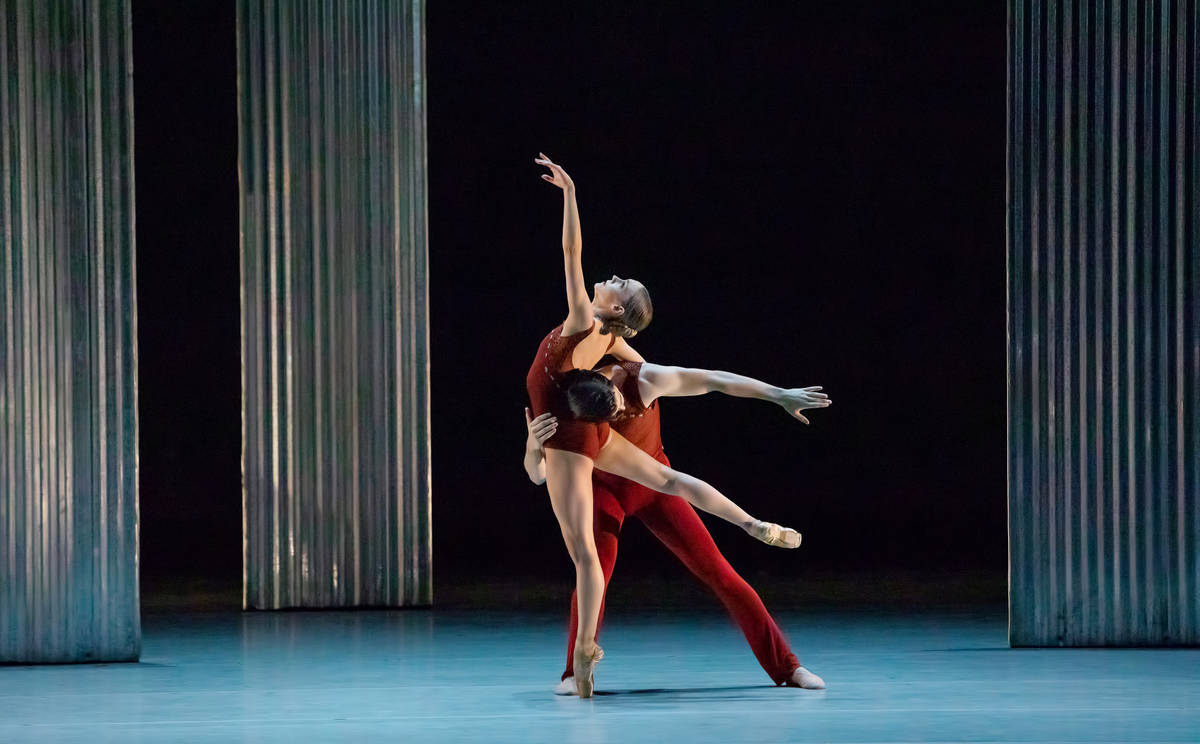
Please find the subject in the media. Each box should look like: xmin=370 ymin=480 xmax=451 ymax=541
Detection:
xmin=599 ymin=282 xmax=653 ymax=338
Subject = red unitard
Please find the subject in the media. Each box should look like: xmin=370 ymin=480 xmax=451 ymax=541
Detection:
xmin=526 ymin=322 xmax=614 ymax=459
xmin=561 ymin=361 xmax=800 ymax=684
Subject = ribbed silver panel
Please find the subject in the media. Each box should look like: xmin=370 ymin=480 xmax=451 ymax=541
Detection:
xmin=0 ymin=0 xmax=140 ymax=662
xmin=1008 ymin=0 xmax=1199 ymax=645
xmin=238 ymin=0 xmax=431 ymax=609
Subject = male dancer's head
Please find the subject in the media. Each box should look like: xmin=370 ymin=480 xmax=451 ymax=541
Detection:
xmin=562 ymin=369 xmax=626 ymax=421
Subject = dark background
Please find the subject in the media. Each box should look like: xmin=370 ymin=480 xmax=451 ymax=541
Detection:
xmin=133 ymin=1 xmax=1006 ymax=607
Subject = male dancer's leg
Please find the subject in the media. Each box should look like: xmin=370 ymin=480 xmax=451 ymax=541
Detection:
xmin=634 ymin=479 xmax=800 ymax=685
xmin=561 ymin=481 xmax=625 ymax=681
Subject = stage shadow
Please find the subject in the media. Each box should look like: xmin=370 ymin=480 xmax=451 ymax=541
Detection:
xmin=918 ymin=647 xmax=1012 ymax=652
xmin=596 ymin=684 xmax=775 ymax=696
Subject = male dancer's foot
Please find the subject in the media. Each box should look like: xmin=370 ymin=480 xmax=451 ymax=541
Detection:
xmin=572 ymin=644 xmax=604 ymax=698
xmin=746 ymin=519 xmax=802 ymax=548
xmin=785 ymin=666 xmax=826 ymax=689
xmin=554 ymin=677 xmax=578 ymax=696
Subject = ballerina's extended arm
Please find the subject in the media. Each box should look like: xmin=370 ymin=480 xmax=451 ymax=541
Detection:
xmin=535 ymin=153 xmax=593 ymax=336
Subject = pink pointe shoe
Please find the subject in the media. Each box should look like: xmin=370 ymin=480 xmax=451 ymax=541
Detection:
xmin=749 ymin=520 xmax=802 ymax=548
xmin=572 ymin=645 xmax=605 ymax=698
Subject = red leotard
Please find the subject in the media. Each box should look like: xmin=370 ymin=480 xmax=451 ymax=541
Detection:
xmin=592 ymin=361 xmax=662 ymax=498
xmin=526 ymin=322 xmax=615 ymax=460
xmin=562 ymin=361 xmax=801 ymax=684
xmin=607 ymin=361 xmax=663 ymax=454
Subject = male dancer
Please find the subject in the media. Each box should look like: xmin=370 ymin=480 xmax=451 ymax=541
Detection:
xmin=523 ymin=360 xmax=830 ymax=692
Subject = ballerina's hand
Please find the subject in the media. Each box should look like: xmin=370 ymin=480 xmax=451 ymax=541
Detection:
xmin=525 ymin=407 xmax=559 ymax=447
xmin=534 ymin=152 xmax=575 ymax=191
xmin=777 ymin=386 xmax=831 ymax=425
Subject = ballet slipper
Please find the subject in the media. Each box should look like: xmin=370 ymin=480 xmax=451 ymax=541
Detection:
xmin=554 ymin=676 xmax=578 ymax=696
xmin=749 ymin=520 xmax=802 ymax=548
xmin=784 ymin=665 xmax=826 ymax=689
xmin=572 ymin=644 xmax=604 ymax=698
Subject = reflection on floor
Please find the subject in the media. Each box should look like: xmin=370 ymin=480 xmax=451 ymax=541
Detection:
xmin=2 ymin=607 xmax=1197 ymax=743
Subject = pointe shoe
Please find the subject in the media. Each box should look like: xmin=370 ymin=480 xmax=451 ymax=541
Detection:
xmin=572 ymin=645 xmax=604 ymax=698
xmin=749 ymin=520 xmax=802 ymax=548
xmin=554 ymin=677 xmax=578 ymax=696
xmin=785 ymin=666 xmax=826 ymax=690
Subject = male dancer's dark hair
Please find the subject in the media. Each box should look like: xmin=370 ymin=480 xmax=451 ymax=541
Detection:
xmin=562 ymin=369 xmax=618 ymax=421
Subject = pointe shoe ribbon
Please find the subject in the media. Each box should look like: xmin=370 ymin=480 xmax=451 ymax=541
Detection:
xmin=752 ymin=520 xmax=802 ymax=549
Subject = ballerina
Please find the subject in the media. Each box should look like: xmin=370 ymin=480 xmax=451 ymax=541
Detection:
xmin=524 ymin=361 xmax=830 ymax=693
xmin=525 ymin=154 xmax=804 ymax=696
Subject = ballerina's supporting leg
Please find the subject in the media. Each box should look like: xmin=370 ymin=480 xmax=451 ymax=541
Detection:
xmin=593 ymin=431 xmax=801 ymax=548
xmin=544 ymin=448 xmax=606 ymax=696
xmin=559 ymin=487 xmax=624 ymax=693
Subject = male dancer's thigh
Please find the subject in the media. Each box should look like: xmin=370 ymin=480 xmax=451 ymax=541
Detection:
xmin=562 ymin=479 xmax=626 ymax=680
xmin=632 ymin=466 xmax=800 ymax=684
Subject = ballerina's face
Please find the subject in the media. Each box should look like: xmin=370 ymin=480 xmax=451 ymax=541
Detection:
xmin=592 ymin=275 xmax=645 ymax=318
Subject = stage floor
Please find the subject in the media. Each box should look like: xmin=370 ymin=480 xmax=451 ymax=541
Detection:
xmin=1 ymin=607 xmax=1197 ymax=743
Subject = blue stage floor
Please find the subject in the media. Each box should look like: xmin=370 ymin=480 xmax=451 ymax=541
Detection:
xmin=2 ymin=607 xmax=1197 ymax=743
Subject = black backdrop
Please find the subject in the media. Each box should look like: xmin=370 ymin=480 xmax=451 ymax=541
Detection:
xmin=133 ymin=1 xmax=1005 ymax=603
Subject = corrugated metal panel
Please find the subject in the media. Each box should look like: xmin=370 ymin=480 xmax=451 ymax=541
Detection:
xmin=0 ymin=0 xmax=140 ymax=662
xmin=1008 ymin=0 xmax=1199 ymax=646
xmin=238 ymin=0 xmax=431 ymax=609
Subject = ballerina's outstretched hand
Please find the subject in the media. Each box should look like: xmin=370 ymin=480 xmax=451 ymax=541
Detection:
xmin=535 ymin=152 xmax=575 ymax=191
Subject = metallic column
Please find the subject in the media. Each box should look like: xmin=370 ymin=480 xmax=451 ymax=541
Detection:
xmin=238 ymin=0 xmax=430 ymax=609
xmin=1008 ymin=0 xmax=1198 ymax=645
xmin=0 ymin=0 xmax=139 ymax=663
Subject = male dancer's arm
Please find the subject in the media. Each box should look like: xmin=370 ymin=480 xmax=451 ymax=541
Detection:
xmin=638 ymin=364 xmax=831 ymax=424
xmin=535 ymin=153 xmax=592 ymax=335
xmin=523 ymin=408 xmax=558 ymax=485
